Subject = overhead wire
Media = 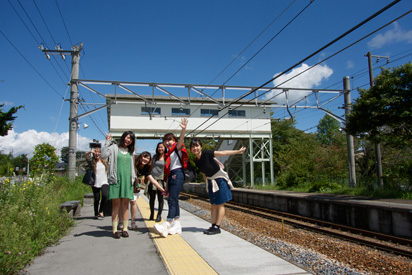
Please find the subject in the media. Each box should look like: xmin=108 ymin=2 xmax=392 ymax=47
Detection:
xmin=11 ymin=0 xmax=69 ymax=87
xmin=48 ymin=0 xmax=107 ymax=138
xmin=37 ymin=0 xmax=71 ymax=74
xmin=208 ymin=0 xmax=297 ymax=88
xmin=184 ymin=0 xmax=298 ymax=123
xmin=7 ymin=0 xmax=39 ymax=45
xmin=186 ymin=0 xmax=406 ymax=138
xmin=0 ymin=29 xmax=64 ymax=99
xmin=54 ymin=0 xmax=73 ymax=46
xmin=13 ymin=0 xmax=70 ymax=85
xmin=210 ymin=0 xmax=314 ymax=97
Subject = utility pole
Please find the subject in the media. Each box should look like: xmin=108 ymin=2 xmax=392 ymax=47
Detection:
xmin=40 ymin=43 xmax=83 ymax=180
xmin=343 ymin=76 xmax=356 ymax=187
xmin=366 ymin=52 xmax=388 ymax=188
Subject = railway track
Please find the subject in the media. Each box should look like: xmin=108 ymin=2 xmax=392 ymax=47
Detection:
xmin=180 ymin=192 xmax=412 ymax=258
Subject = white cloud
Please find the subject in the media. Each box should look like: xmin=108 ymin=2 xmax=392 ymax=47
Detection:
xmin=368 ymin=22 xmax=412 ymax=49
xmin=0 ymin=129 xmax=92 ymax=158
xmin=265 ymin=63 xmax=333 ymax=104
xmin=346 ymin=60 xmax=354 ymax=69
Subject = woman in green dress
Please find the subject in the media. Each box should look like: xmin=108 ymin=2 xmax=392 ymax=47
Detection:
xmin=101 ymin=131 xmax=136 ymax=239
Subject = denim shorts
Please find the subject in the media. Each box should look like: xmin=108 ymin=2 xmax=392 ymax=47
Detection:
xmin=208 ymin=178 xmax=232 ymax=205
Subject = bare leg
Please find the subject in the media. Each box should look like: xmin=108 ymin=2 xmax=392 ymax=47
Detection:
xmin=211 ymin=204 xmax=225 ymax=226
xmin=215 ymin=204 xmax=225 ymax=226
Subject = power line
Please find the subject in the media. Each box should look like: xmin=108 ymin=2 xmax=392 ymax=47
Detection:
xmin=54 ymin=0 xmax=73 ymax=46
xmin=0 ymin=29 xmax=64 ymax=99
xmin=210 ymin=0 xmax=314 ymax=97
xmin=32 ymin=0 xmax=57 ymax=45
xmin=208 ymin=0 xmax=297 ymax=88
xmin=7 ymin=0 xmax=39 ymax=45
xmin=187 ymin=0 xmax=405 ymax=138
xmin=186 ymin=1 xmax=298 ymax=119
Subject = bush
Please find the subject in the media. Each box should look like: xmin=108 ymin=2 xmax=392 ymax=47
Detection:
xmin=0 ymin=175 xmax=89 ymax=274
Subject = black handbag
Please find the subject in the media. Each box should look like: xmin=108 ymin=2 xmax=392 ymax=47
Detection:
xmin=82 ymin=169 xmax=95 ymax=186
xmin=175 ymin=148 xmax=195 ymax=183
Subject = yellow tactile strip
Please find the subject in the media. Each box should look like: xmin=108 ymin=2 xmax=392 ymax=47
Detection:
xmin=137 ymin=197 xmax=218 ymax=275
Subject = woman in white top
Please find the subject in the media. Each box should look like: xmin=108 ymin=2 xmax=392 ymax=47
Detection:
xmin=85 ymin=147 xmax=109 ymax=219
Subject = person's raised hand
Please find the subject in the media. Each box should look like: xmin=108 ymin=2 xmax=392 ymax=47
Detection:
xmin=180 ymin=117 xmax=188 ymax=130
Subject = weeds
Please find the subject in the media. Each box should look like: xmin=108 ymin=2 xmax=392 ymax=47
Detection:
xmin=0 ymin=175 xmax=89 ymax=275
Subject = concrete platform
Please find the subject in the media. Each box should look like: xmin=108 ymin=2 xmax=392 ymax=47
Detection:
xmin=184 ymin=183 xmax=412 ymax=239
xmin=24 ymin=194 xmax=311 ymax=275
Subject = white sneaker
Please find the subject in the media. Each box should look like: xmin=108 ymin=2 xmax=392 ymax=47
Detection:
xmin=169 ymin=220 xmax=182 ymax=235
xmin=154 ymin=222 xmax=170 ymax=238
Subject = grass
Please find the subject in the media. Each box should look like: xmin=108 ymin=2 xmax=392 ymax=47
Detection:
xmin=0 ymin=174 xmax=90 ymax=275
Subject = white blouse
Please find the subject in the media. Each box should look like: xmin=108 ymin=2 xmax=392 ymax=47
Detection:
xmin=94 ymin=162 xmax=108 ymax=188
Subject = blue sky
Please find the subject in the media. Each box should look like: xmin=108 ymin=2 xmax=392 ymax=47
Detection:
xmin=1 ymin=0 xmax=412 ymax=157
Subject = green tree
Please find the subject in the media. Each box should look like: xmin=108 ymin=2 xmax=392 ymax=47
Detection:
xmin=31 ymin=143 xmax=59 ymax=179
xmin=316 ymin=112 xmax=345 ymax=146
xmin=272 ymin=118 xmax=348 ymax=190
xmin=0 ymin=104 xmax=23 ymax=136
xmin=345 ymin=62 xmax=412 ymax=147
xmin=0 ymin=153 xmax=14 ymax=176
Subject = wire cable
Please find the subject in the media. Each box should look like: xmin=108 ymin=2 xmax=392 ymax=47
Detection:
xmin=0 ymin=29 xmax=64 ymax=99
xmin=7 ymin=0 xmax=39 ymax=45
xmin=208 ymin=0 xmax=297 ymax=88
xmin=187 ymin=0 xmax=405 ymax=137
xmin=210 ymin=0 xmax=314 ymax=97
xmin=54 ymin=0 xmax=73 ymax=46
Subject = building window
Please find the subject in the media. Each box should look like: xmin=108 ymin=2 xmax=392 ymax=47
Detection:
xmin=201 ymin=109 xmax=219 ymax=116
xmin=141 ymin=107 xmax=161 ymax=115
xmin=228 ymin=110 xmax=245 ymax=117
xmin=172 ymin=108 xmax=190 ymax=116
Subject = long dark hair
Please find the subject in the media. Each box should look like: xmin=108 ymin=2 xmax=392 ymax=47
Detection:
xmin=135 ymin=151 xmax=153 ymax=174
xmin=118 ymin=131 xmax=135 ymax=154
xmin=153 ymin=142 xmax=166 ymax=162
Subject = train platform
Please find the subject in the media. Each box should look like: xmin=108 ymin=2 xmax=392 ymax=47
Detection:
xmin=24 ymin=194 xmax=311 ymax=275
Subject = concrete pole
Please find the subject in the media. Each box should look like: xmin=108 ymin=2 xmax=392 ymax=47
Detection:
xmin=343 ymin=76 xmax=356 ymax=187
xmin=68 ymin=44 xmax=82 ymax=180
xmin=366 ymin=52 xmax=384 ymax=188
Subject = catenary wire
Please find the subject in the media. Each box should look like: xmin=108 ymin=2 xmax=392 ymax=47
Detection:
xmin=185 ymin=1 xmax=298 ymax=121
xmin=187 ymin=1 xmax=405 ymax=137
xmin=209 ymin=0 xmax=314 ymax=98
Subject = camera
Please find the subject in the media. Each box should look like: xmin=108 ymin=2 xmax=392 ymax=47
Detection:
xmin=89 ymin=142 xmax=101 ymax=149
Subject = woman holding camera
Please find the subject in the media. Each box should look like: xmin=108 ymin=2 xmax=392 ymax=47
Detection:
xmin=85 ymin=147 xmax=109 ymax=219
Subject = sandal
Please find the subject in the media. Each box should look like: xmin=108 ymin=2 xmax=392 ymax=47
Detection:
xmin=113 ymin=231 xmax=121 ymax=239
xmin=118 ymin=222 xmax=124 ymax=230
xmin=122 ymin=231 xmax=129 ymax=238
xmin=130 ymin=223 xmax=138 ymax=230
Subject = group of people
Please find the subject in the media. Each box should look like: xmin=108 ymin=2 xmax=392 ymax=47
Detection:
xmin=85 ymin=117 xmax=246 ymax=239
